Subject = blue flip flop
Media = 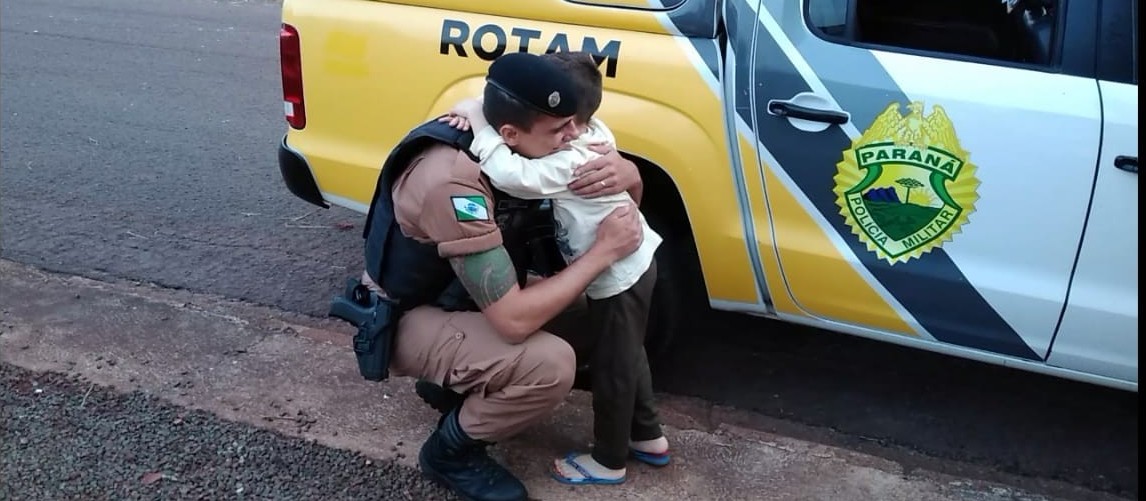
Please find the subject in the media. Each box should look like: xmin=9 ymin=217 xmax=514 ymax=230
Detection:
xmin=629 ymin=447 xmax=671 ymax=467
xmin=549 ymin=452 xmax=626 ymax=485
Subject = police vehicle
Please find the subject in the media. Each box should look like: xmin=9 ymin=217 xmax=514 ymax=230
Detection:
xmin=276 ymin=0 xmax=1138 ymax=392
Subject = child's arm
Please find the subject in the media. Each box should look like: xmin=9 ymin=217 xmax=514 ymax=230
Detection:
xmin=441 ymin=97 xmax=589 ymax=200
xmin=470 ymin=126 xmax=588 ymax=200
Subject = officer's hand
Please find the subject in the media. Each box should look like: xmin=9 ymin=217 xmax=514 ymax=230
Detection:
xmin=569 ymin=145 xmax=642 ymax=198
xmin=594 ymin=202 xmax=643 ymax=261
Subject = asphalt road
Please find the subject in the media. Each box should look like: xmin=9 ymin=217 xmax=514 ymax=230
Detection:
xmin=0 ymin=0 xmax=1137 ymax=499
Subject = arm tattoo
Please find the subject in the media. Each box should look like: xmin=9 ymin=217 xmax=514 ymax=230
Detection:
xmin=449 ymin=246 xmax=517 ymax=308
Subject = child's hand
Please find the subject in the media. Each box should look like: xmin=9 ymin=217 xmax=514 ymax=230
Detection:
xmin=438 ymin=113 xmax=472 ymax=131
xmin=437 ymin=97 xmax=483 ymax=131
xmin=450 ymin=97 xmax=482 ymax=118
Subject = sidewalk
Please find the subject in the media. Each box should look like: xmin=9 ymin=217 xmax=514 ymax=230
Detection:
xmin=0 ymin=259 xmax=1080 ymax=501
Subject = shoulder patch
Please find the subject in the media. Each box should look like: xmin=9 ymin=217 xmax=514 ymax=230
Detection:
xmin=451 ymin=195 xmax=490 ymax=221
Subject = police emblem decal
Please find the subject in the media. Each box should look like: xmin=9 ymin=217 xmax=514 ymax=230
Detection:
xmin=547 ymin=91 xmax=561 ymax=108
xmin=832 ymin=101 xmax=980 ymax=265
xmin=451 ymin=195 xmax=490 ymax=222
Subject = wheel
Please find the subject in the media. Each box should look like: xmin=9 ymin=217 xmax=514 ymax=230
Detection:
xmin=642 ymin=206 xmax=707 ymax=371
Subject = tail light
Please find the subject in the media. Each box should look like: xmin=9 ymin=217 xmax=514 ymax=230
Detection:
xmin=280 ymin=23 xmax=306 ymax=129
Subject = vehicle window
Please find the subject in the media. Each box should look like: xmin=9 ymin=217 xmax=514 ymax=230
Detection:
xmin=805 ymin=0 xmax=1059 ymax=66
xmin=1133 ymin=0 xmax=1139 ymax=84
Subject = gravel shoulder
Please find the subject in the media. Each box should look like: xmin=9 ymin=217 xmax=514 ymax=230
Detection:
xmin=1 ymin=363 xmax=455 ymax=501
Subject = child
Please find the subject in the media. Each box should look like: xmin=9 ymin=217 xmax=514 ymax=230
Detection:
xmin=441 ymin=51 xmax=671 ymax=485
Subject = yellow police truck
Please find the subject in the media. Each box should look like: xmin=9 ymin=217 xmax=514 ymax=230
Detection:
xmin=276 ymin=0 xmax=1138 ymax=392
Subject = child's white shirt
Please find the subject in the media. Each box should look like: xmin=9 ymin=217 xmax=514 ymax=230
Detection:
xmin=469 ymin=118 xmax=662 ymax=299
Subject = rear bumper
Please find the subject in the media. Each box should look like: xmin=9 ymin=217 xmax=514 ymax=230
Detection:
xmin=278 ymin=135 xmax=329 ymax=209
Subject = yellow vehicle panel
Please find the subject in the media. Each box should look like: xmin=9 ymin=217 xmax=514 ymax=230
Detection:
xmin=277 ymin=0 xmax=1138 ymax=392
xmin=282 ymin=0 xmax=758 ymax=305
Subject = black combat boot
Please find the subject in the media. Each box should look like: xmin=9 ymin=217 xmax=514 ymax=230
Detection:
xmin=418 ymin=408 xmax=528 ymax=501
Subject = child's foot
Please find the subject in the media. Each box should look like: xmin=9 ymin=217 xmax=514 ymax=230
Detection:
xmin=631 ymin=436 xmax=669 ymax=455
xmin=629 ymin=436 xmax=671 ymax=466
xmin=550 ymin=453 xmax=626 ymax=485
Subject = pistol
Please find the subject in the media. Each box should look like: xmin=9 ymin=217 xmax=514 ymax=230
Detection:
xmin=329 ymin=277 xmax=395 ymax=382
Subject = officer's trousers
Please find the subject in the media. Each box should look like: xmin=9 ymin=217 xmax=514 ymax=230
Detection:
xmin=389 ymin=303 xmax=578 ymax=443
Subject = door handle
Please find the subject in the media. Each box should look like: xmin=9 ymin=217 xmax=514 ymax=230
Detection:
xmin=767 ymin=100 xmax=850 ymax=125
xmin=1114 ymin=155 xmax=1137 ymax=174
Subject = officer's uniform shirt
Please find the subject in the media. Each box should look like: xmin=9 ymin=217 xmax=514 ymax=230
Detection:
xmin=391 ymin=143 xmax=505 ymax=259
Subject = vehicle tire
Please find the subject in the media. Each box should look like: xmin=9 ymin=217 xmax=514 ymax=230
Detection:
xmin=642 ymin=204 xmax=707 ymax=372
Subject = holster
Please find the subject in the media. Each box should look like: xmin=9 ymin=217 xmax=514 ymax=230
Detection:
xmin=328 ymin=277 xmax=399 ymax=381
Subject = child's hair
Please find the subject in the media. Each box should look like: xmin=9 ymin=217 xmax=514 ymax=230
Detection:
xmin=542 ymin=51 xmax=603 ymax=124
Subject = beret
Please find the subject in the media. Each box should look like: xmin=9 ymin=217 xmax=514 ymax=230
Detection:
xmin=486 ymin=52 xmax=579 ymax=117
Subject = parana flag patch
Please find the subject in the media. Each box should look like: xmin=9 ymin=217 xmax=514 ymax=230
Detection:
xmin=451 ymin=195 xmax=490 ymax=221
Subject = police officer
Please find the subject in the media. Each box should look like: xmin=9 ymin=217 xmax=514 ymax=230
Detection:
xmin=355 ymin=52 xmax=646 ymax=501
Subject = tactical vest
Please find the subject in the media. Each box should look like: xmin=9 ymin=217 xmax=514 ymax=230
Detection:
xmin=362 ymin=118 xmax=565 ymax=312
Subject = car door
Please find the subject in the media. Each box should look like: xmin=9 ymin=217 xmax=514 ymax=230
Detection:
xmin=739 ymin=0 xmax=1102 ymax=362
xmin=1046 ymin=1 xmax=1138 ymax=388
